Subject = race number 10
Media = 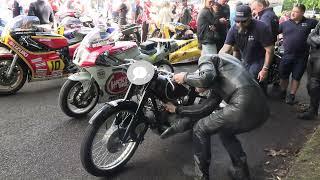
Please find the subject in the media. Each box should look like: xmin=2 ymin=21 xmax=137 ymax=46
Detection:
xmin=47 ymin=60 xmax=65 ymax=72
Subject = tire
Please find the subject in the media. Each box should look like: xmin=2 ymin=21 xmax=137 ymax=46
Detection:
xmin=59 ymin=80 xmax=99 ymax=118
xmin=0 ymin=59 xmax=27 ymax=95
xmin=80 ymin=101 xmax=141 ymax=176
xmin=155 ymin=60 xmax=174 ymax=73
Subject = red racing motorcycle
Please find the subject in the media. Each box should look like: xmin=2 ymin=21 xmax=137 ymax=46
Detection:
xmin=0 ymin=16 xmax=82 ymax=95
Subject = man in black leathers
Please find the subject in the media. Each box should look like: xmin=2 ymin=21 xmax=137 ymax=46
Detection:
xmin=162 ymin=53 xmax=270 ymax=180
xmin=299 ymin=22 xmax=320 ymax=120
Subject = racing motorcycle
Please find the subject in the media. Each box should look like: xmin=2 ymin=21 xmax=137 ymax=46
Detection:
xmin=0 ymin=16 xmax=81 ymax=95
xmin=148 ymin=22 xmax=201 ymax=64
xmin=58 ymin=28 xmax=174 ymax=118
xmin=80 ymin=60 xmax=198 ymax=176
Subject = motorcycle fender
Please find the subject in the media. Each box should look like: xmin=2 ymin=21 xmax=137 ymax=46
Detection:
xmin=88 ymin=99 xmax=126 ymax=125
xmin=68 ymin=72 xmax=91 ymax=81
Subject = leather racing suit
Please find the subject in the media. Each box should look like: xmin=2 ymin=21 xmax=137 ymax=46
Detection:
xmin=301 ymin=22 xmax=320 ymax=119
xmin=170 ymin=54 xmax=270 ymax=179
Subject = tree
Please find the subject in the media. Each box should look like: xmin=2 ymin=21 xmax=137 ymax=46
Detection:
xmin=282 ymin=0 xmax=320 ymax=11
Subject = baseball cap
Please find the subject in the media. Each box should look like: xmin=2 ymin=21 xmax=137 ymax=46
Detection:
xmin=235 ymin=5 xmax=252 ymax=22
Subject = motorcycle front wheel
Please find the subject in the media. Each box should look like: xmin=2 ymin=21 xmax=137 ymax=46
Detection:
xmin=59 ymin=80 xmax=99 ymax=118
xmin=80 ymin=101 xmax=141 ymax=176
xmin=0 ymin=58 xmax=27 ymax=95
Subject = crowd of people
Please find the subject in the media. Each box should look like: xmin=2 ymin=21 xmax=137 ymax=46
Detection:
xmin=161 ymin=0 xmax=320 ymax=180
xmin=2 ymin=0 xmax=320 ymax=180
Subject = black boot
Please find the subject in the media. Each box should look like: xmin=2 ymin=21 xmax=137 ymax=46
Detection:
xmin=160 ymin=116 xmax=193 ymax=139
xmin=194 ymin=155 xmax=210 ymax=180
xmin=298 ymin=99 xmax=319 ymax=120
xmin=228 ymin=156 xmax=251 ymax=180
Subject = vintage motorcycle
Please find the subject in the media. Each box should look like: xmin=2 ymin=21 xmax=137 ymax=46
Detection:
xmin=58 ymin=28 xmax=174 ymax=118
xmin=80 ymin=60 xmax=198 ymax=176
xmin=0 ymin=15 xmax=81 ymax=95
xmin=267 ymin=39 xmax=284 ymax=85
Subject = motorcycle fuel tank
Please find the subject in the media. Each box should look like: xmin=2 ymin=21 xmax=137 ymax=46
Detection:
xmin=109 ymin=41 xmax=140 ymax=60
xmin=32 ymin=33 xmax=68 ymax=49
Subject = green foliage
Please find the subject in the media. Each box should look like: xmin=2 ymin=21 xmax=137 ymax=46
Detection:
xmin=282 ymin=0 xmax=320 ymax=11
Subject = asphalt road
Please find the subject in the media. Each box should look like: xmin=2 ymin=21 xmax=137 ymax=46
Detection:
xmin=0 ymin=64 xmax=319 ymax=180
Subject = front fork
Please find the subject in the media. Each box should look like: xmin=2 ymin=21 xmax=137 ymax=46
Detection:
xmin=81 ymin=78 xmax=95 ymax=99
xmin=6 ymin=54 xmax=18 ymax=77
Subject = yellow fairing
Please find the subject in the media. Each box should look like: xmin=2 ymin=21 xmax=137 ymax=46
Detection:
xmin=169 ymin=39 xmax=201 ymax=64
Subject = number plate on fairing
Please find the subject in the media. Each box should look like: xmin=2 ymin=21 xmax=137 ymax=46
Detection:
xmin=47 ymin=59 xmax=65 ymax=72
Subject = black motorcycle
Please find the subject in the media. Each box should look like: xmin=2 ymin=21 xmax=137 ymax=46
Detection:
xmin=80 ymin=60 xmax=197 ymax=176
xmin=267 ymin=39 xmax=284 ymax=85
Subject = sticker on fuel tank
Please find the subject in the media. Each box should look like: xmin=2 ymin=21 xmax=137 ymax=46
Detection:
xmin=105 ymin=70 xmax=129 ymax=95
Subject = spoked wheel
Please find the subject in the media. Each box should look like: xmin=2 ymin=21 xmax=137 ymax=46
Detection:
xmin=59 ymin=80 xmax=99 ymax=118
xmin=80 ymin=102 xmax=142 ymax=176
xmin=155 ymin=60 xmax=174 ymax=73
xmin=0 ymin=59 xmax=27 ymax=95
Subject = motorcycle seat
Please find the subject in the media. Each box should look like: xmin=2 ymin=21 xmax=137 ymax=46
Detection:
xmin=140 ymin=48 xmax=157 ymax=56
xmin=140 ymin=41 xmax=157 ymax=51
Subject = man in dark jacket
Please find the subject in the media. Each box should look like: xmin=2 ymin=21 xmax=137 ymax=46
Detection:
xmin=197 ymin=0 xmax=224 ymax=55
xmin=162 ymin=53 xmax=270 ymax=180
xmin=299 ymin=22 xmax=320 ymax=120
xmin=28 ymin=0 xmax=54 ymax=25
xmin=216 ymin=0 xmax=230 ymax=50
xmin=118 ymin=0 xmax=128 ymax=25
xmin=251 ymin=0 xmax=279 ymax=43
xmin=179 ymin=1 xmax=192 ymax=25
xmin=12 ymin=0 xmax=21 ymax=18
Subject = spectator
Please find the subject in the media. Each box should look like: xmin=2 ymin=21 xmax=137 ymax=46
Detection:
xmin=12 ymin=0 xmax=22 ymax=17
xmin=217 ymin=0 xmax=230 ymax=21
xmin=48 ymin=0 xmax=59 ymax=14
xmin=197 ymin=0 xmax=222 ymax=55
xmin=278 ymin=4 xmax=318 ymax=104
xmin=216 ymin=0 xmax=231 ymax=51
xmin=134 ymin=0 xmax=143 ymax=24
xmin=179 ymin=0 xmax=192 ymax=25
xmin=299 ymin=21 xmax=320 ymax=120
xmin=158 ymin=1 xmax=174 ymax=25
xmin=28 ymin=0 xmax=54 ymax=25
xmin=141 ymin=0 xmax=151 ymax=42
xmin=251 ymin=0 xmax=279 ymax=43
xmin=219 ymin=5 xmax=274 ymax=94
xmin=279 ymin=11 xmax=290 ymax=24
xmin=118 ymin=0 xmax=129 ymax=25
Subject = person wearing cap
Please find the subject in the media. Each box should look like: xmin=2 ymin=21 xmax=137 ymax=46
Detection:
xmin=277 ymin=4 xmax=318 ymax=105
xmin=251 ymin=0 xmax=279 ymax=43
xmin=219 ymin=5 xmax=274 ymax=94
xmin=161 ymin=53 xmax=269 ymax=180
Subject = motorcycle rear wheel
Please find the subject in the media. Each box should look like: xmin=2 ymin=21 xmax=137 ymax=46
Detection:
xmin=59 ymin=80 xmax=99 ymax=118
xmin=80 ymin=101 xmax=140 ymax=176
xmin=0 ymin=59 xmax=27 ymax=95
